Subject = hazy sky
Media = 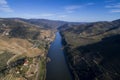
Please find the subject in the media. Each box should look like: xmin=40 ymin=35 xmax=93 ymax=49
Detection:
xmin=0 ymin=0 xmax=120 ymax=22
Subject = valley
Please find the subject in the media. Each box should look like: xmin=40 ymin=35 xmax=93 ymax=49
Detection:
xmin=0 ymin=18 xmax=120 ymax=80
xmin=0 ymin=0 xmax=120 ymax=80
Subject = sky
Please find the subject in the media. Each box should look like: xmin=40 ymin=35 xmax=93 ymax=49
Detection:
xmin=0 ymin=0 xmax=120 ymax=22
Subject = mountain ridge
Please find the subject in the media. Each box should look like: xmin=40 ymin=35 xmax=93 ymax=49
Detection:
xmin=0 ymin=18 xmax=86 ymax=29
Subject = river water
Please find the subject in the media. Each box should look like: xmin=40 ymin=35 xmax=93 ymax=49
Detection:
xmin=46 ymin=32 xmax=73 ymax=80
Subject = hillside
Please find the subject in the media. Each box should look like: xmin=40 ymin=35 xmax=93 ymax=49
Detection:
xmin=26 ymin=19 xmax=66 ymax=29
xmin=2 ymin=18 xmax=66 ymax=29
xmin=60 ymin=19 xmax=120 ymax=80
xmin=3 ymin=18 xmax=84 ymax=29
xmin=0 ymin=18 xmax=55 ymax=80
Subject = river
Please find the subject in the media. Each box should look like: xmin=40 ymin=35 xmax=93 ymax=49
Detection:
xmin=46 ymin=32 xmax=73 ymax=80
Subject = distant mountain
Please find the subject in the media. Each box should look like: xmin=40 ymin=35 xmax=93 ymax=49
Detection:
xmin=58 ymin=20 xmax=89 ymax=31
xmin=28 ymin=19 xmax=67 ymax=29
xmin=60 ymin=19 xmax=120 ymax=80
xmin=2 ymin=18 xmax=66 ymax=29
xmin=2 ymin=18 xmax=85 ymax=29
xmin=61 ymin=20 xmax=120 ymax=42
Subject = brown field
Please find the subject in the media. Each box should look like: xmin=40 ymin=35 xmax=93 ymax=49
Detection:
xmin=0 ymin=38 xmax=44 ymax=57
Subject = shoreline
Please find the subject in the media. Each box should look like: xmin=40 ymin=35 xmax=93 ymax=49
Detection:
xmin=45 ymin=32 xmax=56 ymax=80
xmin=59 ymin=31 xmax=76 ymax=80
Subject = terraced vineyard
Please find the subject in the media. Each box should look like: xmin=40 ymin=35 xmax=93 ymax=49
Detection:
xmin=0 ymin=18 xmax=55 ymax=80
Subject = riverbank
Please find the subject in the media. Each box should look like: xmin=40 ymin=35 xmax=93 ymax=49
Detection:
xmin=60 ymin=31 xmax=77 ymax=80
xmin=44 ymin=31 xmax=56 ymax=80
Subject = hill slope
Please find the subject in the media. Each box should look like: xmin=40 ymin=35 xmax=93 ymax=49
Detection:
xmin=60 ymin=19 xmax=120 ymax=80
xmin=0 ymin=18 xmax=55 ymax=80
xmin=4 ymin=18 xmax=84 ymax=29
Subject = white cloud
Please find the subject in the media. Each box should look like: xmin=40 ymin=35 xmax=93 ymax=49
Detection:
xmin=64 ymin=3 xmax=94 ymax=13
xmin=20 ymin=13 xmax=67 ymax=18
xmin=65 ymin=5 xmax=82 ymax=13
xmin=65 ymin=5 xmax=81 ymax=13
xmin=105 ymin=3 xmax=120 ymax=13
xmin=65 ymin=5 xmax=81 ymax=10
xmin=40 ymin=13 xmax=56 ymax=17
xmin=85 ymin=3 xmax=95 ymax=6
xmin=58 ymin=15 xmax=67 ymax=18
xmin=110 ymin=9 xmax=120 ymax=13
xmin=105 ymin=3 xmax=120 ymax=8
xmin=0 ymin=0 xmax=13 ymax=12
xmin=105 ymin=0 xmax=115 ymax=3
